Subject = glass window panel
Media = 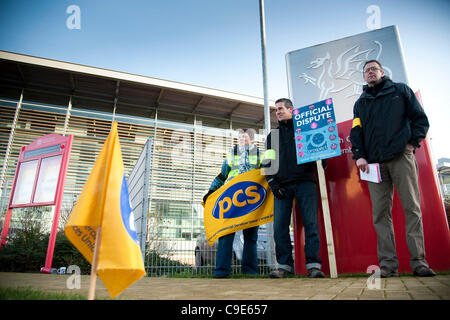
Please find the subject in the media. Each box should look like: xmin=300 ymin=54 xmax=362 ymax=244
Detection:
xmin=33 ymin=155 xmax=63 ymax=203
xmin=11 ymin=160 xmax=38 ymax=205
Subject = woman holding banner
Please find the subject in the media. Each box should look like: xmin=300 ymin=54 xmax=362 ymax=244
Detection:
xmin=203 ymin=128 xmax=262 ymax=278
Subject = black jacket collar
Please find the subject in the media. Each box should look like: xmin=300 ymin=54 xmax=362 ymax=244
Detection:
xmin=278 ymin=117 xmax=294 ymax=129
xmin=360 ymin=76 xmax=395 ymax=99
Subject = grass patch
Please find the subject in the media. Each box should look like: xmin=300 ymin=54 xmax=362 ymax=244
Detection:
xmin=0 ymin=287 xmax=87 ymax=300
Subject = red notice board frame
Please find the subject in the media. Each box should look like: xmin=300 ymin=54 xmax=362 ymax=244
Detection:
xmin=9 ymin=134 xmax=71 ymax=208
xmin=1 ymin=134 xmax=73 ymax=273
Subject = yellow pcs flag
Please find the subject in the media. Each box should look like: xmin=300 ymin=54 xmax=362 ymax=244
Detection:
xmin=203 ymin=169 xmax=274 ymax=246
xmin=65 ymin=122 xmax=145 ymax=298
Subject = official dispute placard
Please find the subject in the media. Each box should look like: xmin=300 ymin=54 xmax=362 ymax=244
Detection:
xmin=293 ymin=98 xmax=341 ymax=164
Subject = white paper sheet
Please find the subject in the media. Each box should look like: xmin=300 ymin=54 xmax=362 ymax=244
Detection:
xmin=359 ymin=163 xmax=382 ymax=183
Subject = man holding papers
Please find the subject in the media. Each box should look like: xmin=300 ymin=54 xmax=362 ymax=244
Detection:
xmin=350 ymin=60 xmax=435 ymax=278
xmin=359 ymin=163 xmax=381 ymax=183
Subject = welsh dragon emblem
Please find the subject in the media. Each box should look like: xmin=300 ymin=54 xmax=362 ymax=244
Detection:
xmin=299 ymin=41 xmax=393 ymax=100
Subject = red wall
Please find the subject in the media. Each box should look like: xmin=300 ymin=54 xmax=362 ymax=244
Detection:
xmin=293 ymin=119 xmax=450 ymax=275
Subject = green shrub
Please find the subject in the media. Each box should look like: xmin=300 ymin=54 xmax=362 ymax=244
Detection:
xmin=51 ymin=232 xmax=91 ymax=274
xmin=0 ymin=223 xmax=47 ymax=272
xmin=144 ymin=251 xmax=191 ymax=276
xmin=0 ymin=229 xmax=90 ymax=274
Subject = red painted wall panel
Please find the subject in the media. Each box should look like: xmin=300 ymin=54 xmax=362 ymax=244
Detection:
xmin=293 ymin=119 xmax=450 ymax=275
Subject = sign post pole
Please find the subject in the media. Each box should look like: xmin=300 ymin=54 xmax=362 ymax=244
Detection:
xmin=41 ymin=135 xmax=73 ymax=273
xmin=0 ymin=209 xmax=13 ymax=247
xmin=316 ymin=161 xmax=338 ymax=278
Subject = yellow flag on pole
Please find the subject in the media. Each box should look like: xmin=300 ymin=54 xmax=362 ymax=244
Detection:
xmin=203 ymin=169 xmax=274 ymax=246
xmin=65 ymin=122 xmax=145 ymax=298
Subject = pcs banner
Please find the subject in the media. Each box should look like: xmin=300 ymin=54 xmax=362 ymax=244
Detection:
xmin=203 ymin=169 xmax=274 ymax=246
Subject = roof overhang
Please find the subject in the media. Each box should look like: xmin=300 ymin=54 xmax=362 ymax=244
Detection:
xmin=0 ymin=50 xmax=278 ymax=129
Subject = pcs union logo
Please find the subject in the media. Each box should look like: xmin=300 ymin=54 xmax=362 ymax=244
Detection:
xmin=212 ymin=182 xmax=266 ymax=220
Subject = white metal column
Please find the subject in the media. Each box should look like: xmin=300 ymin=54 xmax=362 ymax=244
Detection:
xmin=146 ymin=108 xmax=158 ymax=268
xmin=191 ymin=115 xmax=197 ymax=240
xmin=62 ymin=96 xmax=72 ymax=136
xmin=0 ymin=90 xmax=24 ymax=192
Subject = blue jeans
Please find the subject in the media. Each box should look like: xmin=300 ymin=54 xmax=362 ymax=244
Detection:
xmin=273 ymin=181 xmax=322 ymax=272
xmin=213 ymin=226 xmax=259 ymax=277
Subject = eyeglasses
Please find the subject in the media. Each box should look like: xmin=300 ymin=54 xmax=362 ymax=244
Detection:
xmin=364 ymin=66 xmax=381 ymax=73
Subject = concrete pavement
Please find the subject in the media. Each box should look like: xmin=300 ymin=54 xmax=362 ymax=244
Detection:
xmin=0 ymin=272 xmax=449 ymax=300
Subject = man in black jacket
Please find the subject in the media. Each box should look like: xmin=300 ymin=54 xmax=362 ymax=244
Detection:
xmin=264 ymin=98 xmax=325 ymax=278
xmin=350 ymin=60 xmax=435 ymax=278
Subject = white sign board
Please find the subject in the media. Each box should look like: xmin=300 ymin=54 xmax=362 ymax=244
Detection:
xmin=286 ymin=25 xmax=409 ymax=123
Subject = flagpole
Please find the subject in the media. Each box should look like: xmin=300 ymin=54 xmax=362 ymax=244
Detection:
xmin=258 ymin=0 xmax=277 ymax=271
xmin=259 ymin=0 xmax=270 ymax=135
xmin=88 ymin=123 xmax=112 ymax=300
xmin=88 ymin=226 xmax=102 ymax=300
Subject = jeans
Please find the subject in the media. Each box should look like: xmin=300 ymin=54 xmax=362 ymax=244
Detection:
xmin=213 ymin=226 xmax=259 ymax=277
xmin=273 ymin=181 xmax=322 ymax=272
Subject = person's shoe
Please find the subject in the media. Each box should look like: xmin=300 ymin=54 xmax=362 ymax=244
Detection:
xmin=413 ymin=266 xmax=436 ymax=277
xmin=213 ymin=274 xmax=229 ymax=279
xmin=380 ymin=267 xmax=399 ymax=278
xmin=308 ymin=268 xmax=325 ymax=278
xmin=269 ymin=269 xmax=293 ymax=278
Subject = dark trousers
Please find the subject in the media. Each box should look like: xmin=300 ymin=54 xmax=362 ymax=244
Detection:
xmin=273 ymin=181 xmax=322 ymax=272
xmin=213 ymin=226 xmax=259 ymax=277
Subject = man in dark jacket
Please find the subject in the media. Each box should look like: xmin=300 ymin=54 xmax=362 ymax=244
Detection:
xmin=264 ymin=98 xmax=325 ymax=278
xmin=350 ymin=59 xmax=435 ymax=278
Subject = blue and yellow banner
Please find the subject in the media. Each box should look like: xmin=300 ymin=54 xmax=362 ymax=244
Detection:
xmin=65 ymin=122 xmax=145 ymax=298
xmin=203 ymin=169 xmax=274 ymax=246
xmin=293 ymin=98 xmax=341 ymax=164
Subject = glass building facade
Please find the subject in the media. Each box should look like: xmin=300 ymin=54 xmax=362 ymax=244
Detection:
xmin=0 ymin=96 xmax=268 ymax=273
xmin=0 ymin=51 xmax=277 ymax=275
